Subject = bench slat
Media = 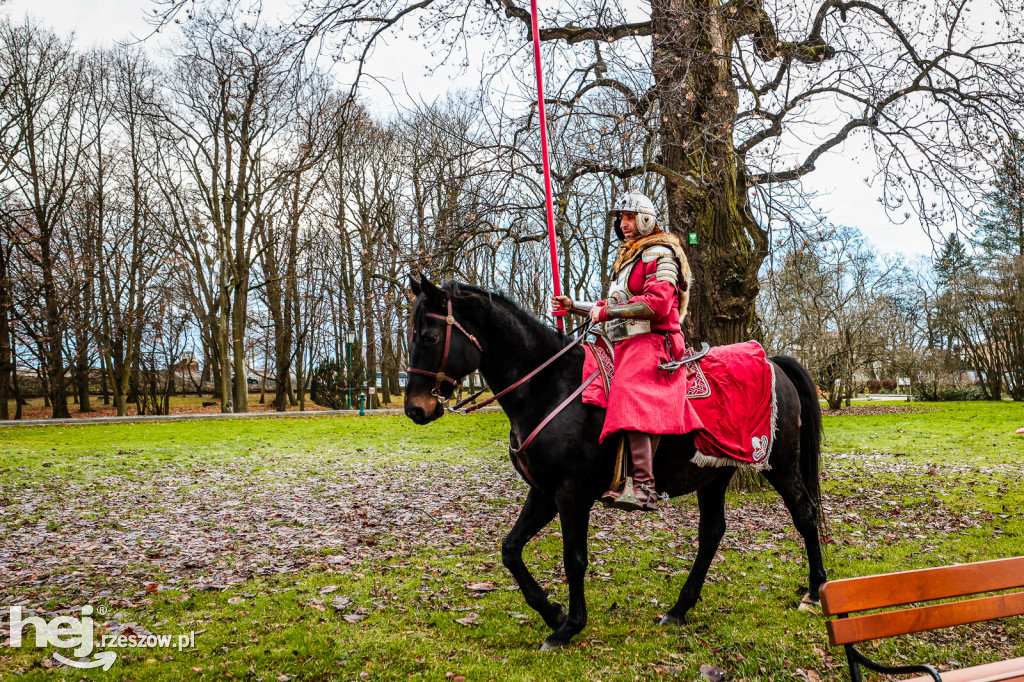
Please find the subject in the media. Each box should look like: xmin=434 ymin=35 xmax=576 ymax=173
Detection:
xmin=821 ymin=557 xmax=1024 ymax=616
xmin=826 ymin=590 xmax=1024 ymax=646
xmin=902 ymin=657 xmax=1024 ymax=682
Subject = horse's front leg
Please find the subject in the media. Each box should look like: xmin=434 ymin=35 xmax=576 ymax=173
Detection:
xmin=501 ymin=488 xmax=566 ymax=631
xmin=540 ymin=498 xmax=592 ymax=650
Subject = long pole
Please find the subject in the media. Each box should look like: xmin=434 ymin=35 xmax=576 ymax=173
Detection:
xmin=529 ymin=0 xmax=565 ymax=330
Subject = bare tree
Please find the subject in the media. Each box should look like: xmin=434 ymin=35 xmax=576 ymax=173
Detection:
xmin=257 ymin=77 xmax=337 ymax=411
xmin=761 ymin=226 xmax=904 ymax=408
xmin=0 ymin=19 xmax=88 ymax=418
xmin=152 ymin=6 xmax=309 ymax=412
xmin=222 ymin=0 xmax=1024 ymax=346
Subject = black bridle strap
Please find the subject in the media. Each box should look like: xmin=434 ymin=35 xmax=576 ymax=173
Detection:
xmin=407 ymin=299 xmax=483 ymax=393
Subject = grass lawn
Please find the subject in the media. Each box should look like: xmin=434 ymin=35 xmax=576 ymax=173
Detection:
xmin=0 ymin=401 xmax=1022 ymax=680
xmin=5 ymin=393 xmax=380 ymax=421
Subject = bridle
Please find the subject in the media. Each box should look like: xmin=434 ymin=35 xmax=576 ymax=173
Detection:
xmin=406 ymin=299 xmax=483 ymax=404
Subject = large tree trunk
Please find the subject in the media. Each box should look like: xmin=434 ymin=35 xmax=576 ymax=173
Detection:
xmin=263 ymin=214 xmax=296 ymax=413
xmin=11 ymin=344 xmax=24 ymax=420
xmin=40 ymin=231 xmax=71 ymax=418
xmin=653 ymin=0 xmax=767 ymax=347
xmin=296 ymin=340 xmax=307 ymax=411
xmin=231 ymin=281 xmax=249 ymax=413
xmin=216 ymin=270 xmax=234 ymax=412
xmin=74 ymin=290 xmax=92 ymax=413
xmin=360 ymin=236 xmax=377 ymax=402
xmin=199 ymin=345 xmax=211 ymax=397
xmin=99 ymin=352 xmax=110 ymax=405
xmin=75 ymin=361 xmax=91 ymax=412
xmin=0 ymin=247 xmax=11 ymax=421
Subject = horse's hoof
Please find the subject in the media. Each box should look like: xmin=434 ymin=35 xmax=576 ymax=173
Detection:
xmin=540 ymin=638 xmax=570 ymax=651
xmin=658 ymin=613 xmax=686 ymax=627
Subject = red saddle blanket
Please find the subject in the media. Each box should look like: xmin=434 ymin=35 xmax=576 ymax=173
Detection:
xmin=583 ymin=340 xmax=776 ymax=470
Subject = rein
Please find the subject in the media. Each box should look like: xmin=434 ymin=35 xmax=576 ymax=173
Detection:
xmin=407 ymin=298 xmax=590 ymax=416
xmin=449 ymin=319 xmax=590 ymax=415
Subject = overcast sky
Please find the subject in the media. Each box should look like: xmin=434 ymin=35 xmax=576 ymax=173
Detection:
xmin=3 ymin=0 xmax=943 ymax=260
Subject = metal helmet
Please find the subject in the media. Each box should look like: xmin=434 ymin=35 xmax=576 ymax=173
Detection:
xmin=609 ymin=191 xmax=658 ymax=240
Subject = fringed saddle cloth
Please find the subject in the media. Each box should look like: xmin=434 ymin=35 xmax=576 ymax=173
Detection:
xmin=583 ymin=339 xmax=777 ymax=471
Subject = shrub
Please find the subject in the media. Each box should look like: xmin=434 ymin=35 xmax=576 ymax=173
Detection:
xmin=913 ymin=385 xmax=989 ymax=401
xmin=310 ymin=360 xmax=348 ymax=409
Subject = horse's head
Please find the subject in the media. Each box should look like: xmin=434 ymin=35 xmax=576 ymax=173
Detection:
xmin=404 ymin=274 xmax=484 ymax=425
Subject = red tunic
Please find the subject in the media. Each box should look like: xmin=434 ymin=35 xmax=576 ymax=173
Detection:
xmin=591 ymin=254 xmax=704 ymax=443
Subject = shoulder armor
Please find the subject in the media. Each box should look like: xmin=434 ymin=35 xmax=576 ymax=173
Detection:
xmin=641 ymin=245 xmax=673 ymax=262
xmin=641 ymin=246 xmax=680 ymax=285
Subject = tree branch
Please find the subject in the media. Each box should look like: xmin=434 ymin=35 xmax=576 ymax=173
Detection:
xmin=726 ymin=0 xmax=835 ymax=63
xmin=747 ymin=115 xmax=874 ymax=185
xmin=495 ymin=0 xmax=652 ymax=44
xmin=565 ymin=161 xmax=702 ymax=196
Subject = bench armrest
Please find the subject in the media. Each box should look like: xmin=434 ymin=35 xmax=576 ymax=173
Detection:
xmin=847 ymin=644 xmax=942 ymax=682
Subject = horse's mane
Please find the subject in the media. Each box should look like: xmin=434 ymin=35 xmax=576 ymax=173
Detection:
xmin=442 ymin=281 xmax=570 ymax=348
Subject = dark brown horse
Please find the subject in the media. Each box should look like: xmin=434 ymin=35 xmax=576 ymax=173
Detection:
xmin=404 ymin=276 xmax=826 ymax=649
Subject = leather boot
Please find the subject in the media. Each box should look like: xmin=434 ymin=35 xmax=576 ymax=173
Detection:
xmin=606 ymin=432 xmax=659 ymax=512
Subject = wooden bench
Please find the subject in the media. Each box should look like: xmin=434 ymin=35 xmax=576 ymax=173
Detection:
xmin=820 ymin=557 xmax=1024 ymax=681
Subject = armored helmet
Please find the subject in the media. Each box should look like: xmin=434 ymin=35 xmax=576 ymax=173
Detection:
xmin=609 ymin=190 xmax=658 ymax=240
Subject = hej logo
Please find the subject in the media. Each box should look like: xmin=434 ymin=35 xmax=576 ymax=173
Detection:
xmin=6 ymin=605 xmax=116 ymax=670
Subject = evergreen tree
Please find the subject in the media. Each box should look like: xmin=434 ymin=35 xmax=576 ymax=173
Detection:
xmin=976 ymin=134 xmax=1024 ymax=260
xmin=934 ymin=233 xmax=973 ymax=288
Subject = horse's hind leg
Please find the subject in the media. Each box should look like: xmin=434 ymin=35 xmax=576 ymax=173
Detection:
xmin=501 ymin=488 xmax=566 ymax=630
xmin=661 ymin=470 xmax=734 ymax=626
xmin=763 ymin=467 xmax=827 ymax=602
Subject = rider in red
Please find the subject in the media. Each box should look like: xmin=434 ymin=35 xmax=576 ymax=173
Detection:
xmin=552 ymin=191 xmax=702 ymax=511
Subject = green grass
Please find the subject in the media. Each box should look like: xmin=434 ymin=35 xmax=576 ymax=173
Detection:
xmin=822 ymin=400 xmax=1023 ymax=461
xmin=0 ymin=413 xmax=511 ymax=481
xmin=1 ymin=403 xmax=1022 ymax=680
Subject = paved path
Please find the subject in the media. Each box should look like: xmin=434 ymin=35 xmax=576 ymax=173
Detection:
xmin=0 ymin=406 xmax=502 ymax=428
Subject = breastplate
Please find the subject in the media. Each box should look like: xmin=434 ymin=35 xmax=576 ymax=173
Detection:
xmin=604 ymin=258 xmax=650 ymax=342
xmin=606 ymin=260 xmax=636 ymax=305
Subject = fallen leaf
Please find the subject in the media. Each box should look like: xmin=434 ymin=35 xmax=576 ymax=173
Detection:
xmin=465 ymin=581 xmax=496 ymax=592
xmin=455 ymin=612 xmax=480 ymax=626
xmin=700 ymin=664 xmax=726 ymax=682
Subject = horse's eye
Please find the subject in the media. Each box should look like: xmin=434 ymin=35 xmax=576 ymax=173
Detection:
xmin=424 ymin=332 xmax=440 ymax=345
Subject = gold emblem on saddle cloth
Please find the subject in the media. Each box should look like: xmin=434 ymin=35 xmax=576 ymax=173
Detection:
xmin=605 ymin=256 xmax=651 ymax=342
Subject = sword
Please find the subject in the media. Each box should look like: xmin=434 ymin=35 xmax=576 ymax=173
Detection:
xmin=658 ymin=342 xmax=711 ymax=374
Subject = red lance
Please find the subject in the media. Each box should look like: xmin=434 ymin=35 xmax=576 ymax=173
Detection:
xmin=529 ymin=0 xmax=566 ymax=330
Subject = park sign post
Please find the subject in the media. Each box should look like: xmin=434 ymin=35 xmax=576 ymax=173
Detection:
xmin=529 ymin=0 xmax=565 ymax=330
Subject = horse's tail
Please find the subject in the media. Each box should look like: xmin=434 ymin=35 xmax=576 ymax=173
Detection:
xmin=771 ymin=355 xmax=824 ymax=531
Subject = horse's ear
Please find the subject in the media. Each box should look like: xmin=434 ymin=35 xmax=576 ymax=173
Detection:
xmin=420 ymin=275 xmax=448 ymax=306
xmin=408 ymin=273 xmax=422 ymax=297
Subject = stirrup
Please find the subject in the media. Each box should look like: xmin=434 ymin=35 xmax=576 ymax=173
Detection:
xmin=607 ymin=477 xmax=659 ymax=512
